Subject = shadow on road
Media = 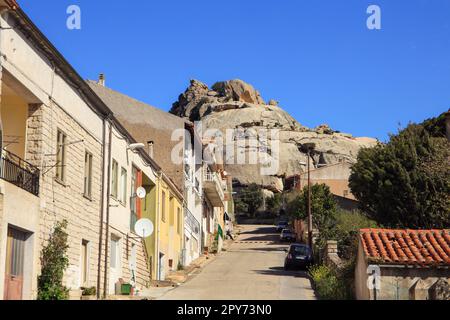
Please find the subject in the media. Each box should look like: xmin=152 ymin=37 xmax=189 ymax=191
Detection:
xmin=240 ymin=234 xmax=279 ymax=242
xmin=246 ymin=246 xmax=287 ymax=252
xmin=253 ymin=267 xmax=310 ymax=279
xmin=240 ymin=226 xmax=277 ymax=235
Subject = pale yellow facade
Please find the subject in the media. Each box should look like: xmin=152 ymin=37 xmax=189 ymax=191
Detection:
xmin=146 ymin=176 xmax=184 ymax=280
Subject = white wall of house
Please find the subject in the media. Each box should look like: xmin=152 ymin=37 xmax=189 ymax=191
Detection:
xmin=183 ymin=131 xmax=202 ymax=265
xmin=104 ymin=125 xmax=157 ymax=295
xmin=0 ymin=10 xmax=105 ymax=299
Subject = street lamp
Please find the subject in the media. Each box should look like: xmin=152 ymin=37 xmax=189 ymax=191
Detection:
xmin=299 ymin=143 xmax=316 ymax=251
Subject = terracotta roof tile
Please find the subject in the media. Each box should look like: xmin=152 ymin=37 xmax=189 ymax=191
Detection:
xmin=359 ymin=229 xmax=450 ymax=267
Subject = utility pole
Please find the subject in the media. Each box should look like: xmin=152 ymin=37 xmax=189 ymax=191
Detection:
xmin=300 ymin=143 xmax=315 ymax=250
xmin=307 ymin=147 xmax=313 ymax=250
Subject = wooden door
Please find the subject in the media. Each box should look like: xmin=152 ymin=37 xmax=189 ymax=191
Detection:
xmin=4 ymin=227 xmax=27 ymax=300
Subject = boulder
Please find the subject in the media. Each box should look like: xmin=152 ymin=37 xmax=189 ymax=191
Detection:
xmin=170 ymin=79 xmax=377 ymax=192
xmin=212 ymin=79 xmax=265 ymax=105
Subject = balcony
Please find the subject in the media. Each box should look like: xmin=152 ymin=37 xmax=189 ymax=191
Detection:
xmin=184 ymin=206 xmax=200 ymax=236
xmin=1 ymin=149 xmax=40 ymax=196
xmin=203 ymin=171 xmax=224 ymax=207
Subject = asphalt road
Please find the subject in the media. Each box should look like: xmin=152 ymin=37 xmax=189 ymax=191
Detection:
xmin=159 ymin=224 xmax=316 ymax=300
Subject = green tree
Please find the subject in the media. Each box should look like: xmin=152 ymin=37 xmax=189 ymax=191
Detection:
xmin=266 ymin=193 xmax=282 ymax=215
xmin=38 ymin=220 xmax=70 ymax=300
xmin=333 ymin=210 xmax=378 ymax=259
xmin=234 ymin=183 xmax=264 ymax=217
xmin=288 ymin=184 xmax=338 ymax=247
xmin=349 ymin=119 xmax=450 ymax=229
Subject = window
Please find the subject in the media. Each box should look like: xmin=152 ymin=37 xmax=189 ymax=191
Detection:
xmin=56 ymin=130 xmax=66 ymax=182
xmin=130 ymin=167 xmax=139 ymax=230
xmin=111 ymin=159 xmax=118 ymax=198
xmin=119 ymin=167 xmax=127 ymax=205
xmin=110 ymin=237 xmax=120 ymax=269
xmin=169 ymin=196 xmax=175 ymax=226
xmin=177 ymin=207 xmax=182 ymax=235
xmin=84 ymin=152 xmax=93 ymax=198
xmin=80 ymin=240 xmax=89 ymax=286
xmin=161 ymin=191 xmax=166 ymax=222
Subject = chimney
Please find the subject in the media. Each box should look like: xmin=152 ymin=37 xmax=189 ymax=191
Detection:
xmin=147 ymin=141 xmax=154 ymax=158
xmin=98 ymin=73 xmax=105 ymax=87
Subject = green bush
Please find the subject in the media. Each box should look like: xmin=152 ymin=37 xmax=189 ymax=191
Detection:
xmin=309 ymin=264 xmax=348 ymax=300
xmin=37 ymin=220 xmax=70 ymax=300
xmin=266 ymin=193 xmax=283 ymax=215
xmin=234 ymin=184 xmax=264 ymax=217
xmin=81 ymin=286 xmax=96 ymax=296
xmin=334 ymin=210 xmax=378 ymax=259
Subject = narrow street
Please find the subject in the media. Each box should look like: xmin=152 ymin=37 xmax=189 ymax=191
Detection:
xmin=159 ymin=225 xmax=316 ymax=300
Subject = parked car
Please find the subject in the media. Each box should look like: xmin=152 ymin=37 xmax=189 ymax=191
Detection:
xmin=280 ymin=229 xmax=296 ymax=242
xmin=276 ymin=221 xmax=289 ymax=232
xmin=284 ymin=244 xmax=313 ymax=270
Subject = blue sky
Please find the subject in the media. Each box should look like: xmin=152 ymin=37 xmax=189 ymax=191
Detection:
xmin=20 ymin=0 xmax=450 ymax=141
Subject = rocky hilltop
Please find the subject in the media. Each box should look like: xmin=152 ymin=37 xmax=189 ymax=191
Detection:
xmin=170 ymin=79 xmax=377 ymax=192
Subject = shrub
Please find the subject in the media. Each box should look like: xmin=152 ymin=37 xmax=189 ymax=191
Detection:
xmin=234 ymin=184 xmax=264 ymax=217
xmin=334 ymin=210 xmax=378 ymax=259
xmin=266 ymin=193 xmax=283 ymax=215
xmin=81 ymin=286 xmax=96 ymax=296
xmin=309 ymin=264 xmax=348 ymax=300
xmin=37 ymin=220 xmax=70 ymax=300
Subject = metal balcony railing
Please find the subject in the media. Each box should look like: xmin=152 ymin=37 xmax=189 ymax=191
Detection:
xmin=0 ymin=149 xmax=40 ymax=196
xmin=184 ymin=206 xmax=200 ymax=236
xmin=204 ymin=171 xmax=225 ymax=201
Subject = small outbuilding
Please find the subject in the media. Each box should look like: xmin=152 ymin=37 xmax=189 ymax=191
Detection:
xmin=355 ymin=228 xmax=450 ymax=300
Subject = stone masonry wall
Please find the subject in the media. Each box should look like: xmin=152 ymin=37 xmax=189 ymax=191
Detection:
xmin=26 ymin=100 xmax=103 ymax=297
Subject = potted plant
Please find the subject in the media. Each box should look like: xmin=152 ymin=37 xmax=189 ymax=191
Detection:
xmin=80 ymin=286 xmax=97 ymax=300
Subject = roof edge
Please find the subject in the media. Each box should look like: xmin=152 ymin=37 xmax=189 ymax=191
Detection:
xmin=7 ymin=7 xmax=112 ymax=118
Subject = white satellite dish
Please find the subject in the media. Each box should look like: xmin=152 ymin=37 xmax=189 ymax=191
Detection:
xmin=134 ymin=218 xmax=154 ymax=238
xmin=136 ymin=187 xmax=147 ymax=199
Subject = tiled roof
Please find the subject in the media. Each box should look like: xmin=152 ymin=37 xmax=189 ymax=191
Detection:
xmin=360 ymin=229 xmax=450 ymax=267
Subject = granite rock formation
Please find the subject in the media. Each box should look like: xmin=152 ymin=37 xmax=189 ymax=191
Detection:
xmin=171 ymin=79 xmax=377 ymax=192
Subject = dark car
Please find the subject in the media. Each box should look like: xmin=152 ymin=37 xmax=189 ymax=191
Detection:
xmin=280 ymin=229 xmax=296 ymax=242
xmin=276 ymin=221 xmax=288 ymax=232
xmin=284 ymin=244 xmax=313 ymax=270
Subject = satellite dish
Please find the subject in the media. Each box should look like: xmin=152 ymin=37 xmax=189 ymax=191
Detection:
xmin=136 ymin=187 xmax=146 ymax=199
xmin=134 ymin=218 xmax=154 ymax=238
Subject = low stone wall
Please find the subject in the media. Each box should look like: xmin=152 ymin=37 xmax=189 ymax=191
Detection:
xmin=324 ymin=241 xmax=343 ymax=268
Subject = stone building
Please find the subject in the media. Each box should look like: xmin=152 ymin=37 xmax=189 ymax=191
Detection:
xmin=0 ymin=1 xmax=183 ymax=300
xmin=285 ymin=161 xmax=356 ymax=201
xmin=355 ymin=228 xmax=450 ymax=300
xmin=0 ymin=1 xmax=111 ymax=299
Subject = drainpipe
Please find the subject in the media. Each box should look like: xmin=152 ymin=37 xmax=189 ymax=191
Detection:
xmin=155 ymin=172 xmax=162 ymax=280
xmin=0 ymin=7 xmax=8 ymax=159
xmin=102 ymin=120 xmax=113 ymax=298
xmin=96 ymin=115 xmax=109 ymax=299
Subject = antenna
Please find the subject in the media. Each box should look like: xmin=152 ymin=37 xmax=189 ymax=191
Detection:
xmin=136 ymin=186 xmax=146 ymax=199
xmin=134 ymin=218 xmax=154 ymax=238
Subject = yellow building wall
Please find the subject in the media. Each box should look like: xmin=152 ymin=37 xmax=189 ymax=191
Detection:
xmin=1 ymin=90 xmax=28 ymax=158
xmin=142 ymin=180 xmax=157 ymax=280
xmin=143 ymin=176 xmax=184 ymax=280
